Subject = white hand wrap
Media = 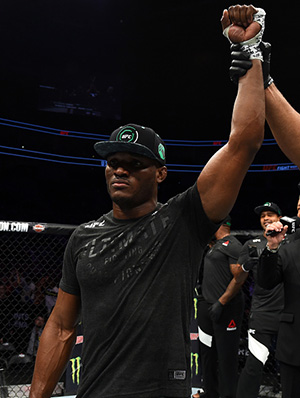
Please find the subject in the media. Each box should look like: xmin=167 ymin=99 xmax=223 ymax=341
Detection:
xmin=223 ymin=8 xmax=266 ymax=61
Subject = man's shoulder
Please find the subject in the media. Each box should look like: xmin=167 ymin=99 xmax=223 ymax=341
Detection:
xmin=165 ymin=184 xmax=198 ymax=205
xmin=222 ymin=234 xmax=242 ymax=246
xmin=72 ymin=212 xmax=113 ymax=235
xmin=216 ymin=235 xmax=242 ymax=253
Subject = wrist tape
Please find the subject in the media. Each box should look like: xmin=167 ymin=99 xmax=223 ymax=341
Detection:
xmin=223 ymin=8 xmax=266 ymax=61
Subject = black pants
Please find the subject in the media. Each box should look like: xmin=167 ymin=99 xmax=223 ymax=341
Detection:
xmin=198 ymin=297 xmax=244 ymax=398
xmin=280 ymin=361 xmax=300 ymax=398
xmin=236 ymin=331 xmax=278 ymax=398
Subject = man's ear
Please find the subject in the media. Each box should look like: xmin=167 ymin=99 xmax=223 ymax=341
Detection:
xmin=156 ymin=166 xmax=167 ymax=184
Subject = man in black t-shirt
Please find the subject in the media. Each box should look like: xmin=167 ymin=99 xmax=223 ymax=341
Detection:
xmin=29 ymin=7 xmax=266 ymax=398
xmin=234 ymin=202 xmax=285 ymax=398
xmin=198 ymin=216 xmax=244 ymax=398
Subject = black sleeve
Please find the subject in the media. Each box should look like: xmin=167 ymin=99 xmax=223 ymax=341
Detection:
xmin=237 ymin=241 xmax=251 ymax=265
xmin=257 ymin=247 xmax=284 ymax=289
xmin=218 ymin=236 xmax=242 ymax=263
xmin=228 ymin=237 xmax=242 ymax=263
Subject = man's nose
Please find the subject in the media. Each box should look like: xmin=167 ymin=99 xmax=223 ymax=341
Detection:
xmin=114 ymin=165 xmax=129 ymax=175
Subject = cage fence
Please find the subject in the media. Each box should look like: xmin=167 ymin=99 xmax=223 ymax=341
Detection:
xmin=0 ymin=222 xmax=281 ymax=397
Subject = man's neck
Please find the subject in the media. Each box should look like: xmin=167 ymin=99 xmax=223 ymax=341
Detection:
xmin=112 ymin=201 xmax=158 ymax=220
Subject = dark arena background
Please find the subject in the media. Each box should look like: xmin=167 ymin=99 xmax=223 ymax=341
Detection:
xmin=0 ymin=0 xmax=299 ymax=397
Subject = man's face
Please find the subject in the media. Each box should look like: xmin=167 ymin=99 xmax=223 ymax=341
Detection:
xmin=35 ymin=316 xmax=45 ymax=328
xmin=105 ymin=152 xmax=166 ymax=209
xmin=260 ymin=210 xmax=281 ymax=231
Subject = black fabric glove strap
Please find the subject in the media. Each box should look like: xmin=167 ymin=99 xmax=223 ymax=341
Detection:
xmin=260 ymin=42 xmax=274 ymax=89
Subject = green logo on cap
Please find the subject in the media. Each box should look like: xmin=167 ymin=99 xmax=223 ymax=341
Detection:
xmin=158 ymin=143 xmax=165 ymax=161
xmin=263 ymin=202 xmax=281 ymax=215
xmin=117 ymin=127 xmax=138 ymax=143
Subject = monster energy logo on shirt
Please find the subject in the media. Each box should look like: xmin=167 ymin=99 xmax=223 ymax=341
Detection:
xmin=191 ymin=352 xmax=199 ymax=375
xmin=70 ymin=356 xmax=81 ymax=385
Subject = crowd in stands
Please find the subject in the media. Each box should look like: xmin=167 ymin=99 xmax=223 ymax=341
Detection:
xmin=0 ymin=269 xmax=59 ymax=359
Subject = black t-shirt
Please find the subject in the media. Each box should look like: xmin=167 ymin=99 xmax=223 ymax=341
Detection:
xmin=60 ymin=184 xmax=218 ymax=398
xmin=201 ymin=235 xmax=242 ymax=303
xmin=238 ymin=235 xmax=284 ymax=314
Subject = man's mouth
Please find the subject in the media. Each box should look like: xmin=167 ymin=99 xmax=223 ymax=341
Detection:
xmin=111 ymin=179 xmax=129 ymax=188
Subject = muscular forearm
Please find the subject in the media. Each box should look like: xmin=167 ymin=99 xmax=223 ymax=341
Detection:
xmin=197 ymin=60 xmax=265 ymax=222
xmin=29 ymin=318 xmax=77 ymax=398
xmin=266 ymin=83 xmax=300 ymax=168
xmin=230 ymin=60 xmax=265 ymax=153
xmin=219 ymin=277 xmax=244 ymax=305
xmin=231 ymin=262 xmax=249 ymax=284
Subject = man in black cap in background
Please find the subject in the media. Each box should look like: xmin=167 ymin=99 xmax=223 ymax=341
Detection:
xmin=29 ymin=7 xmax=266 ymax=397
xmin=234 ymin=202 xmax=284 ymax=398
xmin=197 ymin=216 xmax=244 ymax=398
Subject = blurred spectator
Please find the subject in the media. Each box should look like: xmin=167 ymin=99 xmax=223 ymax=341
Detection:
xmin=0 ymin=281 xmax=10 ymax=343
xmin=6 ymin=268 xmax=34 ymax=303
xmin=32 ymin=294 xmax=49 ymax=322
xmin=31 ymin=276 xmax=50 ymax=321
xmin=27 ymin=316 xmax=45 ymax=357
xmin=44 ymin=276 xmax=59 ymax=316
xmin=7 ymin=291 xmax=34 ymax=353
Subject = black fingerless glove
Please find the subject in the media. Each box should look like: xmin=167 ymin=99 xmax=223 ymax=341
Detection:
xmin=241 ymin=257 xmax=258 ymax=272
xmin=208 ymin=300 xmax=224 ymax=322
xmin=230 ymin=42 xmax=274 ymax=89
xmin=229 ymin=44 xmax=252 ymax=84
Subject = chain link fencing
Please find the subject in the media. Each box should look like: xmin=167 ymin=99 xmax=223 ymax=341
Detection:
xmin=0 ymin=222 xmax=282 ymax=397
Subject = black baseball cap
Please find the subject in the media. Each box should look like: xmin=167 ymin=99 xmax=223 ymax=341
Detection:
xmin=94 ymin=123 xmax=166 ymax=166
xmin=254 ymin=202 xmax=282 ymax=216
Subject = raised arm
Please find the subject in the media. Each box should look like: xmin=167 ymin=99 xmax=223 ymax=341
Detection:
xmin=197 ymin=6 xmax=265 ymax=223
xmin=226 ymin=6 xmax=300 ymax=169
xmin=265 ymin=83 xmax=300 ymax=168
xmin=29 ymin=289 xmax=81 ymax=398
